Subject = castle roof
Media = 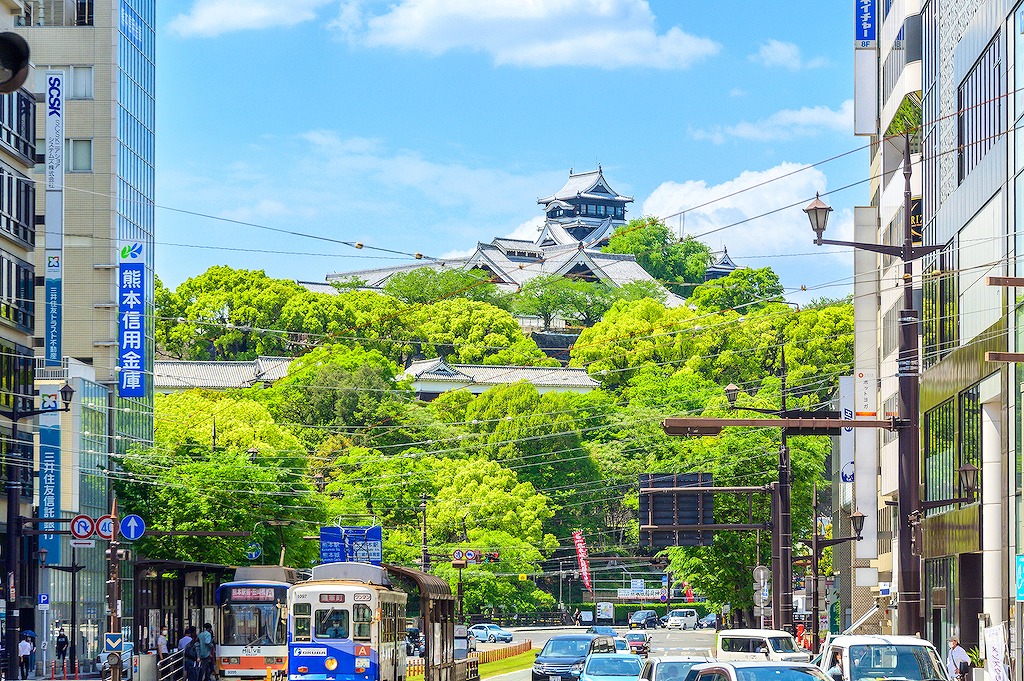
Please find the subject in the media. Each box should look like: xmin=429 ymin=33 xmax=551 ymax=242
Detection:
xmin=538 ymin=167 xmax=633 ymax=205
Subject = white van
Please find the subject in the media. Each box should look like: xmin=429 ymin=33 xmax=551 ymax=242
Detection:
xmin=666 ymin=609 xmax=699 ymax=630
xmin=817 ymin=635 xmax=945 ymax=681
xmin=716 ymin=629 xmax=811 ymax=662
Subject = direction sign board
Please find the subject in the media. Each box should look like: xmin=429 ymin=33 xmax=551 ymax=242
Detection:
xmin=320 ymin=526 xmax=383 ymax=565
xmin=96 ymin=515 xmax=115 ymax=540
xmin=104 ymin=633 xmax=124 ymax=654
xmin=70 ymin=515 xmax=94 ymax=540
xmin=120 ymin=514 xmax=145 ymax=540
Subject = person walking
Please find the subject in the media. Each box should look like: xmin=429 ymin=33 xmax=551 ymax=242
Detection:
xmin=180 ymin=627 xmax=200 ymax=681
xmin=18 ymin=635 xmax=32 ymax=679
xmin=55 ymin=629 xmax=68 ymax=669
xmin=947 ymin=637 xmax=971 ymax=681
xmin=156 ymin=627 xmax=169 ymax=661
xmin=197 ymin=623 xmax=215 ymax=681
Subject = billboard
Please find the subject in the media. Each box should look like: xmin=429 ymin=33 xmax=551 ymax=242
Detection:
xmin=639 ymin=473 xmax=715 ymax=547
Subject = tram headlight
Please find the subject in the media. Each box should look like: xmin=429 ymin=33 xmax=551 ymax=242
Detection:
xmin=325 ymin=657 xmax=338 ymax=671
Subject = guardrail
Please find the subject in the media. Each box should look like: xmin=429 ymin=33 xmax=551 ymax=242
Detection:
xmin=406 ymin=641 xmax=530 ymax=679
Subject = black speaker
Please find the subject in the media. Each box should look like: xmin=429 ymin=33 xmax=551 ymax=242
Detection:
xmin=0 ymin=32 xmax=29 ymax=94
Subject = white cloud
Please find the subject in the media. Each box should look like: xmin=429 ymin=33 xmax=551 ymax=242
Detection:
xmin=504 ymin=216 xmax=545 ymax=241
xmin=333 ymin=0 xmax=719 ymax=69
xmin=691 ymin=100 xmax=853 ymax=143
xmin=641 ymin=163 xmax=853 ymax=263
xmin=168 ymin=0 xmax=333 ymax=37
xmin=749 ymin=39 xmax=828 ymax=70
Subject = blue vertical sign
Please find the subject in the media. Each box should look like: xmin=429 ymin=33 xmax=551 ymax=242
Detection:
xmin=37 ymin=387 xmax=63 ymax=564
xmin=118 ymin=242 xmax=146 ymax=397
xmin=855 ymin=0 xmax=876 ymax=46
xmin=1016 ymin=555 xmax=1024 ymax=600
xmin=44 ymin=70 xmax=64 ymax=366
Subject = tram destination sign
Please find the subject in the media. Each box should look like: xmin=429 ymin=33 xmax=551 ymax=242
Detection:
xmin=319 ymin=525 xmax=383 ymax=566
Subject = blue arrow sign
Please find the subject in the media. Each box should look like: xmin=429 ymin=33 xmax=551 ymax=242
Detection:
xmin=104 ymin=633 xmax=123 ymax=654
xmin=120 ymin=514 xmax=146 ymax=541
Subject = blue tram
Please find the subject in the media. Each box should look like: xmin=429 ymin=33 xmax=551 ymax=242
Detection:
xmin=287 ymin=563 xmax=407 ymax=681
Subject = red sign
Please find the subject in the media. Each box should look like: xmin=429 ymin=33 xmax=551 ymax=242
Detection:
xmin=572 ymin=530 xmax=592 ymax=592
xmin=230 ymin=587 xmax=276 ymax=601
xmin=355 ymin=646 xmax=370 ymax=657
xmin=96 ymin=514 xmax=114 ymax=540
xmin=70 ymin=514 xmax=94 ymax=540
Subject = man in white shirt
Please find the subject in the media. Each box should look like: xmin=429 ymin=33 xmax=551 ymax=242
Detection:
xmin=18 ymin=635 xmax=32 ymax=679
xmin=947 ymin=637 xmax=971 ymax=680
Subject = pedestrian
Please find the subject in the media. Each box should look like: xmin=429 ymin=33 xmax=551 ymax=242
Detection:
xmin=18 ymin=635 xmax=32 ymax=680
xmin=181 ymin=628 xmax=200 ymax=681
xmin=156 ymin=627 xmax=169 ymax=661
xmin=55 ymin=629 xmax=68 ymax=667
xmin=573 ymin=609 xmax=581 ymax=626
xmin=197 ymin=623 xmax=215 ymax=681
xmin=947 ymin=637 xmax=971 ymax=680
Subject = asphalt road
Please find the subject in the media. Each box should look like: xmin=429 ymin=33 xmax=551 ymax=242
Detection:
xmin=490 ymin=626 xmax=719 ymax=681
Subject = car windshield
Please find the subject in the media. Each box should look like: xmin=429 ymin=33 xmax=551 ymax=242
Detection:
xmin=848 ymin=644 xmax=946 ymax=681
xmin=655 ymin=662 xmax=702 ymax=681
xmin=626 ymin=634 xmax=646 ymax=642
xmin=735 ymin=668 xmax=830 ymax=681
xmin=769 ymin=636 xmax=800 ymax=653
xmin=615 ymin=640 xmax=629 ymax=651
xmin=669 ymin=611 xmax=686 ymax=618
xmin=631 ymin=612 xmax=652 ymax=620
xmin=585 ymin=657 xmax=643 ymax=676
xmin=543 ymin=639 xmax=591 ymax=656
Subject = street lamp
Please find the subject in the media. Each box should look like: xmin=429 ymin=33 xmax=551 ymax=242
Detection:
xmin=2 ymin=382 xmax=74 ymax=681
xmin=801 ymin=484 xmax=865 ymax=653
xmin=807 ymin=133 xmax=942 ymax=636
xmin=38 ymin=547 xmax=86 ymax=673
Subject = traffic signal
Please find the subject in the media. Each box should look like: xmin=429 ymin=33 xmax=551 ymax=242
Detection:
xmin=0 ymin=33 xmax=29 ymax=94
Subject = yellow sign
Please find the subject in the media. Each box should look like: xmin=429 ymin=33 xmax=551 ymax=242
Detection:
xmin=518 ymin=574 xmax=527 ymax=581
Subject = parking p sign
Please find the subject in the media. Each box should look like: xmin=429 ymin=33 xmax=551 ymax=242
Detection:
xmin=38 ymin=593 xmax=49 ymax=611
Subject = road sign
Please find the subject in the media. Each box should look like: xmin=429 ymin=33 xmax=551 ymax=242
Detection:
xmin=104 ymin=633 xmax=124 ymax=654
xmin=120 ymin=514 xmax=145 ymax=540
xmin=320 ymin=526 xmax=383 ymax=565
xmin=70 ymin=515 xmax=94 ymax=540
xmin=451 ymin=559 xmax=467 ymax=569
xmin=38 ymin=594 xmax=49 ymax=612
xmin=452 ymin=549 xmax=464 ymax=560
xmin=753 ymin=583 xmax=770 ymax=607
xmin=465 ymin=549 xmax=477 ymax=563
xmin=753 ymin=565 xmax=770 ymax=584
xmin=1016 ymin=555 xmax=1024 ymax=600
xmin=96 ymin=515 xmax=115 ymax=540
xmin=70 ymin=539 xmax=95 ymax=548
xmin=244 ymin=542 xmax=262 ymax=561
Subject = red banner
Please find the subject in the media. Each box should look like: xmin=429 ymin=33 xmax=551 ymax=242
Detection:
xmin=572 ymin=530 xmax=592 ymax=592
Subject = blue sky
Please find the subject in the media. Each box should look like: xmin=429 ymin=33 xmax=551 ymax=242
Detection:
xmin=155 ymin=0 xmax=865 ymax=302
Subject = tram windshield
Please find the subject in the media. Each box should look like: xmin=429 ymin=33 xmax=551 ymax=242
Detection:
xmin=218 ymin=584 xmax=289 ymax=647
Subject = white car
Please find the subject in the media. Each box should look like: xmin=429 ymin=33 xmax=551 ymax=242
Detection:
xmin=666 ymin=609 xmax=699 ymax=630
xmin=613 ymin=638 xmax=632 ymax=654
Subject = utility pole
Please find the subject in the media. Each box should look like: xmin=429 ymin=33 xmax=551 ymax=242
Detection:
xmin=778 ymin=349 xmax=793 ymax=634
xmin=420 ymin=493 xmax=429 ymax=571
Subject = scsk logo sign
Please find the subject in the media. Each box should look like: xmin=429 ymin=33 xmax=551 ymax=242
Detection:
xmin=47 ymin=76 xmax=62 ymax=117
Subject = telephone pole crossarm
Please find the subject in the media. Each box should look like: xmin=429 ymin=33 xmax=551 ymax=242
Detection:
xmin=662 ymin=417 xmax=897 ymax=436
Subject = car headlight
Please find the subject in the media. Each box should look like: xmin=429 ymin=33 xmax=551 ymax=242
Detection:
xmin=571 ymin=662 xmax=585 ymax=674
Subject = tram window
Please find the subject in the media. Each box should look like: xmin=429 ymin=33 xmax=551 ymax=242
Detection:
xmin=293 ymin=603 xmax=311 ymax=642
xmin=353 ymin=604 xmax=372 ymax=640
xmin=316 ymin=609 xmax=350 ymax=639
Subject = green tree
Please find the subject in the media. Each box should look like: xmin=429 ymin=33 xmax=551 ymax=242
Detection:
xmin=513 ymin=274 xmax=576 ymax=331
xmin=687 ymin=267 xmax=785 ymax=313
xmin=157 ymin=266 xmax=307 ymax=360
xmin=383 ymin=267 xmax=510 ymax=309
xmin=603 ymin=218 xmax=712 ymax=294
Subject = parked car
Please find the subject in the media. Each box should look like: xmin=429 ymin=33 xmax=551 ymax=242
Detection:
xmin=613 ymin=638 xmax=632 ymax=655
xmin=588 ymin=626 xmax=619 ymax=637
xmin=665 ymin=609 xmax=699 ymax=630
xmin=532 ymin=634 xmax=617 ymax=681
xmin=628 ymin=610 xmax=660 ymax=630
xmin=659 ymin=615 xmax=670 ymax=627
xmin=579 ymin=653 xmax=645 ymax=681
xmin=639 ymin=655 xmax=716 ymax=681
xmin=624 ymin=632 xmax=651 ymax=656
xmin=687 ymin=662 xmax=829 ymax=681
xmin=469 ymin=623 xmax=514 ymax=643
xmin=816 ymin=635 xmax=946 ymax=681
xmin=696 ymin=614 xmax=717 ymax=630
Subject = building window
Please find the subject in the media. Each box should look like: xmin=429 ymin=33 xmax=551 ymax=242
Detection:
xmin=924 ymin=398 xmax=956 ymax=515
xmin=881 ymin=302 xmax=899 ymax=359
xmin=0 ymin=162 xmax=34 ymax=247
xmin=923 ymin=242 xmax=958 ymax=367
xmin=76 ymin=0 xmax=94 ymax=26
xmin=0 ymin=248 xmax=34 ymax=333
xmin=0 ymin=89 xmax=34 ymax=162
xmin=957 ymin=33 xmax=1002 ymax=182
xmin=65 ymin=139 xmax=93 ymax=172
xmin=70 ymin=66 xmax=94 ymax=99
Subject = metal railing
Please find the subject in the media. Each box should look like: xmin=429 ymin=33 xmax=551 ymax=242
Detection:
xmin=158 ymin=650 xmax=184 ymax=681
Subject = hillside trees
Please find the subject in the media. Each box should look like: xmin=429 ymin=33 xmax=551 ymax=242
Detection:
xmin=603 ymin=218 xmax=712 ymax=294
